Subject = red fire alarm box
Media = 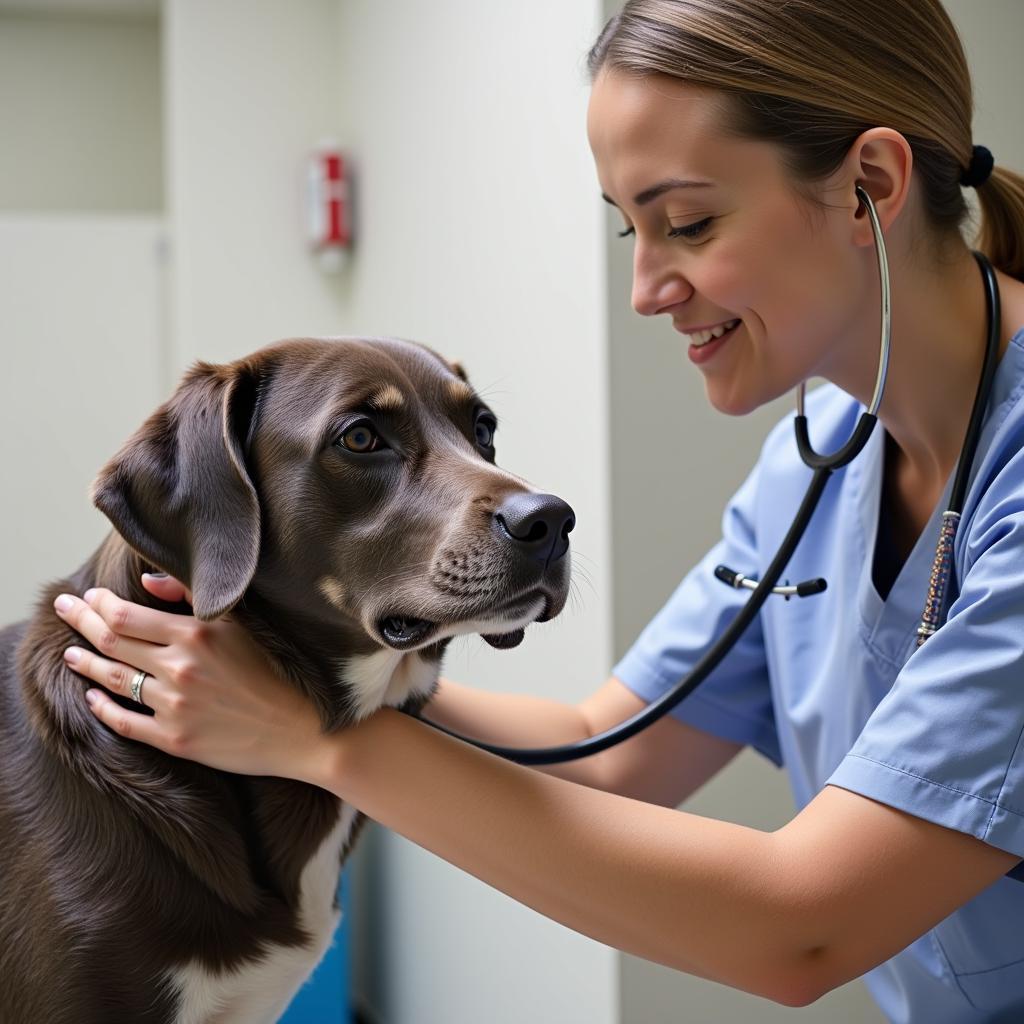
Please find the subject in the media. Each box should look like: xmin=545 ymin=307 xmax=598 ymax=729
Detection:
xmin=307 ymin=141 xmax=353 ymax=270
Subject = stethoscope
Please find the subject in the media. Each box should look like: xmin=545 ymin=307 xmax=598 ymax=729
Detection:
xmin=419 ymin=186 xmax=1003 ymax=766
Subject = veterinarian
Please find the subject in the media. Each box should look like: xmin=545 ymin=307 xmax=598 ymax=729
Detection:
xmin=53 ymin=1 xmax=1024 ymax=1018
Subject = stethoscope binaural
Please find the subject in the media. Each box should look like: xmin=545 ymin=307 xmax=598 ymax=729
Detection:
xmin=419 ymin=185 xmax=1003 ymax=766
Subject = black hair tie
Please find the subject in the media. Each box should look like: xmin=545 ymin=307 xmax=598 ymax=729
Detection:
xmin=961 ymin=145 xmax=994 ymax=188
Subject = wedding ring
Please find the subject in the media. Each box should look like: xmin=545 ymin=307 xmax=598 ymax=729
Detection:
xmin=130 ymin=669 xmax=148 ymax=707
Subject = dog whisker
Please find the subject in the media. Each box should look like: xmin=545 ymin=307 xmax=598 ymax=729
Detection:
xmin=472 ymin=378 xmax=513 ymax=403
xmin=567 ymin=565 xmax=597 ymax=600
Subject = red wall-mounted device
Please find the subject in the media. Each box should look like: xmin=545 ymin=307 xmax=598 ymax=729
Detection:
xmin=307 ymin=141 xmax=352 ymax=270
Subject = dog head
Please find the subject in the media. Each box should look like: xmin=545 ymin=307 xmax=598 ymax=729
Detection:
xmin=92 ymin=337 xmax=574 ymax=718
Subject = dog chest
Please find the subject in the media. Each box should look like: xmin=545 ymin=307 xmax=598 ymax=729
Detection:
xmin=343 ymin=648 xmax=438 ymax=721
xmin=167 ymin=803 xmax=359 ymax=1024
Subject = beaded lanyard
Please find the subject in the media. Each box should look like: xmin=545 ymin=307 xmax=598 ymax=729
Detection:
xmin=915 ymin=251 xmax=1002 ymax=646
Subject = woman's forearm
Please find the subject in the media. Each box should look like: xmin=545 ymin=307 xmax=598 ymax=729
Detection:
xmin=312 ymin=708 xmax=817 ymax=1007
xmin=421 ymin=677 xmax=610 ymax=788
xmin=423 ymin=678 xmax=588 ymax=746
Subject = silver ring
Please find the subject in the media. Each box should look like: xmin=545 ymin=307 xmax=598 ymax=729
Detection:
xmin=130 ymin=669 xmax=148 ymax=707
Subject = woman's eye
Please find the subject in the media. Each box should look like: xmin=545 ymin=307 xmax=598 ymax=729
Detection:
xmin=338 ymin=423 xmax=384 ymax=453
xmin=667 ymin=217 xmax=712 ymax=240
xmin=615 ymin=218 xmax=712 ymax=241
xmin=475 ymin=416 xmax=496 ymax=449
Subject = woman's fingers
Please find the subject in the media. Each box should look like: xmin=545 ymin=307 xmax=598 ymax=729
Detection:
xmin=62 ymin=587 xmax=187 ymax=646
xmin=57 ymin=587 xmax=331 ymax=779
xmin=64 ymin=645 xmax=165 ymax=710
xmin=53 ymin=593 xmax=167 ymax=674
xmin=141 ymin=573 xmax=193 ymax=606
xmin=83 ymin=687 xmax=177 ymax=754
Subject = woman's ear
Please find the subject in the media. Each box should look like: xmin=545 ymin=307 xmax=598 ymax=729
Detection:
xmin=846 ymin=128 xmax=915 ymax=245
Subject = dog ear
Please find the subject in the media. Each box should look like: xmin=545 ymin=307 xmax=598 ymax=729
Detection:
xmin=449 ymin=359 xmax=469 ymax=382
xmin=92 ymin=359 xmax=262 ymax=621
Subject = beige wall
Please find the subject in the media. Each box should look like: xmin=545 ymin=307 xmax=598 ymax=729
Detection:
xmin=332 ymin=2 xmax=617 ymax=1022
xmin=0 ymin=8 xmax=162 ymax=212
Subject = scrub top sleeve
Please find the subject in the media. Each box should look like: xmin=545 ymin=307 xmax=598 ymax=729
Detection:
xmin=828 ymin=505 xmax=1024 ymax=861
xmin=612 ymin=461 xmax=781 ymax=767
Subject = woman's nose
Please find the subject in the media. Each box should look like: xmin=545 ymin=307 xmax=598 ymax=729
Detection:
xmin=630 ymin=247 xmax=693 ymax=316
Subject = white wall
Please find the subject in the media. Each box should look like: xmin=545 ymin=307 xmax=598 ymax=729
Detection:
xmin=3 ymin=4 xmax=615 ymax=1021
xmin=0 ymin=3 xmax=167 ymax=621
xmin=0 ymin=215 xmax=166 ymax=624
xmin=163 ymin=0 xmax=348 ymax=369
xmin=331 ymin=3 xmax=616 ymax=1022
xmin=164 ymin=1 xmax=617 ymax=1020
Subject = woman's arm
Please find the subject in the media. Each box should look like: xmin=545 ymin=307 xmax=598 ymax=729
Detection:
xmin=425 ymin=677 xmax=743 ymax=804
xmin=298 ymin=708 xmax=1021 ymax=1007
xmin=55 ymin=584 xmax=1018 ymax=1006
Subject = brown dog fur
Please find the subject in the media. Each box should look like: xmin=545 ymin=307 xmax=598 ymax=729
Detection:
xmin=0 ymin=337 xmax=572 ymax=1023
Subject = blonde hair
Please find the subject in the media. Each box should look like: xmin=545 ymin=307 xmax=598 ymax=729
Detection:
xmin=588 ymin=0 xmax=1024 ymax=280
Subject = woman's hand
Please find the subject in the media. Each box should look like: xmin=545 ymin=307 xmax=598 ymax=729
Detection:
xmin=53 ymin=575 xmax=333 ymax=786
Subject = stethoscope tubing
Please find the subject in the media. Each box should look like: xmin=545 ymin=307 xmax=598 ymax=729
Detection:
xmin=418 ymin=191 xmax=999 ymax=766
xmin=795 ymin=185 xmax=887 ymax=472
xmin=419 ymin=188 xmax=888 ymax=765
xmin=949 ymin=253 xmax=1001 ymax=512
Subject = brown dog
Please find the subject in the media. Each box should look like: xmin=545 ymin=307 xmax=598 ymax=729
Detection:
xmin=0 ymin=337 xmax=574 ymax=1023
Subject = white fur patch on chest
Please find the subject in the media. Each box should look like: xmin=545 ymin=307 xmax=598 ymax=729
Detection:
xmin=168 ymin=804 xmax=359 ymax=1024
xmin=342 ymin=648 xmax=439 ymax=721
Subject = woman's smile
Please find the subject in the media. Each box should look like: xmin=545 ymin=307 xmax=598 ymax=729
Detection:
xmin=677 ymin=318 xmax=743 ymax=363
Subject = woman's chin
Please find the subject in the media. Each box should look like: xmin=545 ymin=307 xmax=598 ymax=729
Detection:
xmin=703 ymin=369 xmax=796 ymax=417
xmin=704 ymin=381 xmax=764 ymax=418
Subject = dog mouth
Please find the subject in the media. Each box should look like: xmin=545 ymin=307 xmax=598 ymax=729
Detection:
xmin=479 ymin=593 xmax=555 ymax=648
xmin=377 ymin=595 xmax=551 ymax=653
xmin=480 ymin=628 xmax=525 ymax=650
xmin=379 ymin=616 xmax=437 ymax=651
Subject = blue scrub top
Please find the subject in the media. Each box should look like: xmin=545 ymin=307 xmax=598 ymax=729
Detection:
xmin=613 ymin=327 xmax=1024 ymax=1023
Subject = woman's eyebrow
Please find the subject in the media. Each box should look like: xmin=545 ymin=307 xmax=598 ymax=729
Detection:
xmin=601 ymin=178 xmax=715 ymax=208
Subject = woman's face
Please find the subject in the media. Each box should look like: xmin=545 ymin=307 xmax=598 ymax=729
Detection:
xmin=587 ymin=70 xmax=863 ymax=415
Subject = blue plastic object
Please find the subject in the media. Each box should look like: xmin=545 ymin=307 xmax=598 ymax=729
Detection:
xmin=278 ymin=867 xmax=351 ymax=1023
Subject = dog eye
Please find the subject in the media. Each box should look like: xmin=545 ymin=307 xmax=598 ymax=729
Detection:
xmin=475 ymin=414 xmax=496 ymax=449
xmin=338 ymin=422 xmax=385 ymax=453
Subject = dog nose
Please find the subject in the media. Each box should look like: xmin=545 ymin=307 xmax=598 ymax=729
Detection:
xmin=495 ymin=492 xmax=575 ymax=566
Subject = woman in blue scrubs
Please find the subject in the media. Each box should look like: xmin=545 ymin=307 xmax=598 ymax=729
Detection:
xmin=52 ymin=0 xmax=1024 ymax=1019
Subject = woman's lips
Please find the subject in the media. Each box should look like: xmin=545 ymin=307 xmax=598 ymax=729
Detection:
xmin=675 ymin=318 xmax=741 ymax=345
xmin=680 ymin=319 xmax=741 ymax=365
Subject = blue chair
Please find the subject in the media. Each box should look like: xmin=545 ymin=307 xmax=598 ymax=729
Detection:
xmin=279 ymin=867 xmax=352 ymax=1023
